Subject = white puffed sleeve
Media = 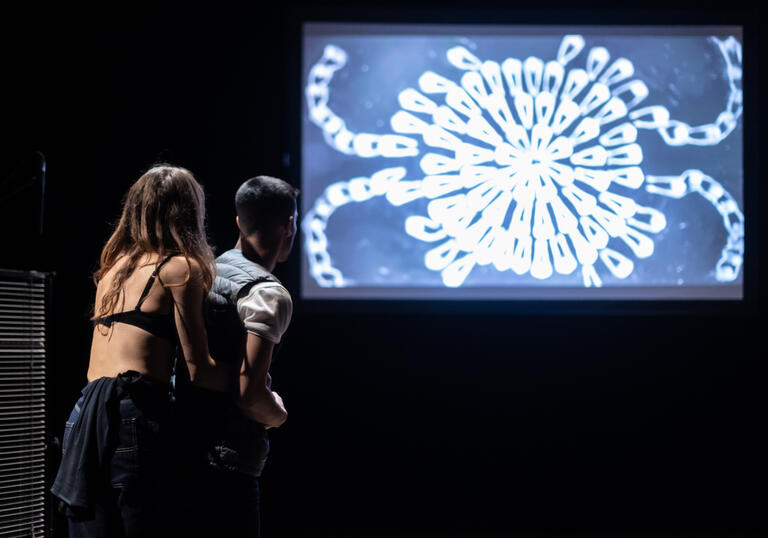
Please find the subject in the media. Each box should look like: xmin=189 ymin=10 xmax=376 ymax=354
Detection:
xmin=236 ymin=283 xmax=293 ymax=343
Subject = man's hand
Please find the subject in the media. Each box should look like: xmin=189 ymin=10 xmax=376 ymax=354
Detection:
xmin=238 ymin=333 xmax=288 ymax=428
xmin=265 ymin=391 xmax=287 ymax=430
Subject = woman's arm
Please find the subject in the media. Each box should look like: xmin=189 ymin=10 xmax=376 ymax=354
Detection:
xmin=163 ymin=256 xmax=229 ymax=391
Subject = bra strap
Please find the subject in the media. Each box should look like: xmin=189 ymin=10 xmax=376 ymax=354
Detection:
xmin=135 ymin=255 xmax=175 ymax=310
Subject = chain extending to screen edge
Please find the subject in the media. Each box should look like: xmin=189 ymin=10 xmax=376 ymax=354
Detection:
xmin=646 ymin=169 xmax=744 ymax=282
xmin=629 ymin=36 xmax=743 ymax=146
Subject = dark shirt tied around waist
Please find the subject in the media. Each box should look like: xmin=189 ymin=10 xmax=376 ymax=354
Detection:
xmin=50 ymin=371 xmax=173 ymax=518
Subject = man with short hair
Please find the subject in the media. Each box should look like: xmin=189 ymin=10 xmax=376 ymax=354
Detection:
xmin=219 ymin=175 xmax=297 ymax=428
xmin=190 ymin=175 xmax=298 ymax=537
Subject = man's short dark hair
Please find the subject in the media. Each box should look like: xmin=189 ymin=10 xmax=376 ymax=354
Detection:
xmin=235 ymin=176 xmax=299 ymax=239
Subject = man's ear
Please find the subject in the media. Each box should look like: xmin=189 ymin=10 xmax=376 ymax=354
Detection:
xmin=236 ymin=216 xmax=241 ymax=231
xmin=286 ymin=215 xmax=295 ymax=236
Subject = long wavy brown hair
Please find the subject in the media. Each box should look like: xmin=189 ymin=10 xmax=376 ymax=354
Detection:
xmin=92 ymin=165 xmax=215 ymax=319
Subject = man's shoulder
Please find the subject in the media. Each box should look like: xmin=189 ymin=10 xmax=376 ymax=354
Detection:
xmin=236 ymin=280 xmax=293 ymax=343
xmin=238 ymin=280 xmax=292 ymax=307
xmin=214 ymin=251 xmax=280 ymax=296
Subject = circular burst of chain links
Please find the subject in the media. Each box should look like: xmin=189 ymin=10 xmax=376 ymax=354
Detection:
xmin=304 ymin=37 xmax=744 ymax=287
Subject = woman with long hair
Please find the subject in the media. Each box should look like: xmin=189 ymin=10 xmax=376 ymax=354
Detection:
xmin=51 ymin=165 xmax=226 ymax=538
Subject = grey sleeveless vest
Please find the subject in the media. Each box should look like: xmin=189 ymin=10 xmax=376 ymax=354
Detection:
xmin=206 ymin=249 xmax=277 ymax=365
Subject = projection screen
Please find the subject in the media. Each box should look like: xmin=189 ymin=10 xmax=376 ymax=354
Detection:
xmin=301 ymin=23 xmax=744 ymax=300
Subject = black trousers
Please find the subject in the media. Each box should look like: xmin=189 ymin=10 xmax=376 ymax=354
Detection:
xmin=180 ymin=468 xmax=261 ymax=538
xmin=173 ymin=383 xmax=264 ymax=538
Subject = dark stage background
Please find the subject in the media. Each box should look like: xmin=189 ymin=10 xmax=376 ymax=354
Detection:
xmin=1 ymin=2 xmax=764 ymax=537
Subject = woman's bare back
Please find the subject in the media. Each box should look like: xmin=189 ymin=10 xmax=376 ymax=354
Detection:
xmin=88 ymin=254 xmax=178 ymax=382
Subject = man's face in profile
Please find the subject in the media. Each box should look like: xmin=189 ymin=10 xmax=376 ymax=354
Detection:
xmin=279 ymin=205 xmax=298 ymax=263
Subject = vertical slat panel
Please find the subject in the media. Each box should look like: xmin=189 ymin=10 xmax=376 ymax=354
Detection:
xmin=0 ymin=270 xmax=48 ymax=538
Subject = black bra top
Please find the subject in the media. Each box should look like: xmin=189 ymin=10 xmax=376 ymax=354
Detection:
xmin=92 ymin=256 xmax=177 ymax=341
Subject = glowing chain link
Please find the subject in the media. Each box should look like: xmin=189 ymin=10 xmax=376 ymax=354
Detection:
xmin=303 ymin=44 xmax=418 ymax=286
xmin=646 ymin=169 xmax=744 ymax=281
xmin=306 ymin=45 xmax=418 ymax=158
xmin=629 ymin=37 xmax=743 ymax=147
xmin=303 ymin=167 xmax=407 ymax=286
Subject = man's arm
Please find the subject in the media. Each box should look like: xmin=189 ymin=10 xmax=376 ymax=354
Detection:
xmin=237 ymin=332 xmax=287 ymax=428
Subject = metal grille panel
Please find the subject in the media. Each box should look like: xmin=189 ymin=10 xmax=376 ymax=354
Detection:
xmin=0 ymin=271 xmax=48 ymax=538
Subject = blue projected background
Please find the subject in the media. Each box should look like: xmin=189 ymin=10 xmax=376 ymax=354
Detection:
xmin=301 ymin=24 xmax=744 ymax=300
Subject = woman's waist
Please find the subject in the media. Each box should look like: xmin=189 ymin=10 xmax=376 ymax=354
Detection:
xmin=87 ymin=347 xmax=173 ymax=386
xmin=70 ymin=370 xmax=174 ymax=423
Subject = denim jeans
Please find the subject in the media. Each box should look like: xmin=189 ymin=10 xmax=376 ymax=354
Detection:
xmin=61 ymin=374 xmax=181 ymax=538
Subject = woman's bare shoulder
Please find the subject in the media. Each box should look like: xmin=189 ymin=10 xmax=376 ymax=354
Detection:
xmin=159 ymin=255 xmax=205 ymax=287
